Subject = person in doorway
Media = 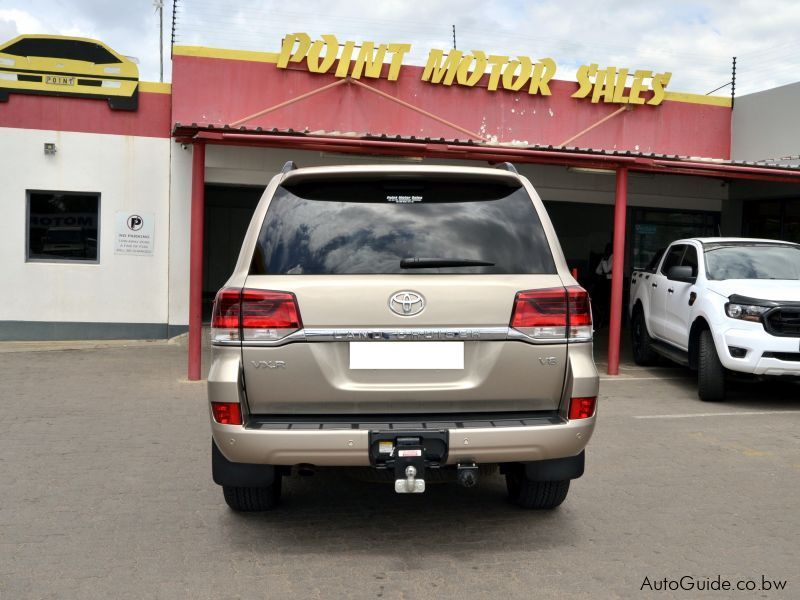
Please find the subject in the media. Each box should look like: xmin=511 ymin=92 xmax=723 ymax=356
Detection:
xmin=593 ymin=242 xmax=613 ymax=328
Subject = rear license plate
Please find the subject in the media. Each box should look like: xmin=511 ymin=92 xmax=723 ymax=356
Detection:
xmin=349 ymin=341 xmax=464 ymax=370
xmin=45 ymin=75 xmax=74 ymax=86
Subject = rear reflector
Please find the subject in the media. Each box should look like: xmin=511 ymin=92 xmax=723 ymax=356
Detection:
xmin=211 ymin=402 xmax=242 ymax=425
xmin=569 ymin=397 xmax=597 ymax=420
xmin=211 ymin=287 xmax=303 ymax=343
xmin=510 ymin=286 xmax=592 ymax=340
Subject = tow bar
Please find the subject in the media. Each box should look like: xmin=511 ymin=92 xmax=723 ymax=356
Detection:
xmin=369 ymin=431 xmax=448 ymax=494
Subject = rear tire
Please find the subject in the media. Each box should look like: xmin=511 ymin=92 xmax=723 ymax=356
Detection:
xmin=698 ymin=329 xmax=726 ymax=401
xmin=631 ymin=308 xmax=658 ymax=366
xmin=506 ymin=467 xmax=570 ymax=509
xmin=223 ymin=478 xmax=282 ymax=512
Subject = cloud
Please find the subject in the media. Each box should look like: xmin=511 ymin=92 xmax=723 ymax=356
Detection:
xmin=1 ymin=0 xmax=799 ymax=94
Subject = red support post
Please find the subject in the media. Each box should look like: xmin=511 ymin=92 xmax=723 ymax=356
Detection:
xmin=188 ymin=142 xmax=206 ymax=381
xmin=607 ymin=167 xmax=628 ymax=376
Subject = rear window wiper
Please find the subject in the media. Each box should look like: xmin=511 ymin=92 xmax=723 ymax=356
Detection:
xmin=400 ymin=257 xmax=495 ymax=269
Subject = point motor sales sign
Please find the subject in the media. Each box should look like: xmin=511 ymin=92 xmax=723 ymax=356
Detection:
xmin=278 ymin=32 xmax=673 ymax=105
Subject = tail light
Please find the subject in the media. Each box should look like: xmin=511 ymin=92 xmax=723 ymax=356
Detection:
xmin=510 ymin=286 xmax=592 ymax=340
xmin=211 ymin=402 xmax=242 ymax=425
xmin=569 ymin=397 xmax=597 ymax=420
xmin=211 ymin=287 xmax=303 ymax=343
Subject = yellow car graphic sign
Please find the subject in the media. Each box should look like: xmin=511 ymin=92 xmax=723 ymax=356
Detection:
xmin=0 ymin=34 xmax=139 ymax=110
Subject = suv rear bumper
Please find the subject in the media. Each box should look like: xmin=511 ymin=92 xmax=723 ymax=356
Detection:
xmin=211 ymin=414 xmax=595 ymax=466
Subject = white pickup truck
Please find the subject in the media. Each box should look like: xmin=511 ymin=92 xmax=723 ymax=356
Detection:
xmin=629 ymin=238 xmax=800 ymax=400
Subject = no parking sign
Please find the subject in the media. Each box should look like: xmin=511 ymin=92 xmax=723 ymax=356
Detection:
xmin=115 ymin=211 xmax=155 ymax=255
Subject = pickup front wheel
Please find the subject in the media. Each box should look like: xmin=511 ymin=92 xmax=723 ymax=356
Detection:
xmin=698 ymin=329 xmax=726 ymax=401
xmin=631 ymin=308 xmax=658 ymax=366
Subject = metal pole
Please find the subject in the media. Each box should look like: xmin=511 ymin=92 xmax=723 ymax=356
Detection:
xmin=452 ymin=25 xmax=457 ymax=49
xmin=188 ymin=142 xmax=206 ymax=381
xmin=159 ymin=5 xmax=164 ymax=83
xmin=607 ymin=166 xmax=628 ymax=376
xmin=171 ymin=0 xmax=178 ymax=57
xmin=731 ymin=56 xmax=736 ymax=108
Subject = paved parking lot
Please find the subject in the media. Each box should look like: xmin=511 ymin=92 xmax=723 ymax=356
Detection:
xmin=1 ymin=339 xmax=798 ymax=599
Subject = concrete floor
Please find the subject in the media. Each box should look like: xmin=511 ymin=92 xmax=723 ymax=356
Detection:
xmin=1 ymin=339 xmax=798 ymax=599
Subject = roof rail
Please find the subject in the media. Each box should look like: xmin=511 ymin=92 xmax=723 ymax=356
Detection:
xmin=281 ymin=161 xmax=298 ymax=174
xmin=494 ymin=162 xmax=518 ymax=174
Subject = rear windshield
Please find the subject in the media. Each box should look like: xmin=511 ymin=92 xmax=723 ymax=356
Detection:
xmin=250 ymin=177 xmax=557 ymax=275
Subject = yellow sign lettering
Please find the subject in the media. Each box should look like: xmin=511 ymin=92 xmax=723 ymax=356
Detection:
xmin=455 ymin=51 xmax=487 ymax=86
xmin=501 ymin=57 xmax=532 ymax=92
xmin=529 ymin=58 xmax=556 ymax=96
xmin=386 ymin=44 xmax=411 ymax=81
xmin=649 ymin=72 xmax=672 ymax=105
xmin=275 ymin=32 xmax=676 ymax=107
xmin=334 ymin=40 xmax=357 ymax=78
xmin=627 ymin=69 xmax=652 ymax=104
xmin=575 ymin=63 xmax=671 ymax=105
xmin=277 ymin=32 xmax=311 ymax=69
xmin=306 ymin=34 xmax=339 ymax=73
xmin=422 ymin=49 xmax=462 ymax=85
xmin=486 ymin=54 xmax=509 ymax=91
xmin=351 ymin=42 xmax=388 ymax=79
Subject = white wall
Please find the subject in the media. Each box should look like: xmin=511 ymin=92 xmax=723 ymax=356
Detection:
xmin=732 ymin=82 xmax=800 ymax=164
xmin=0 ymin=127 xmax=170 ymax=330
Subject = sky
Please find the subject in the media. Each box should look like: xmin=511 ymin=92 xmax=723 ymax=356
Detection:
xmin=1 ymin=0 xmax=799 ymax=96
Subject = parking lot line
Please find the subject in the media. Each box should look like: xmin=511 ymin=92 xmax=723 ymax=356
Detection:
xmin=634 ymin=410 xmax=800 ymax=419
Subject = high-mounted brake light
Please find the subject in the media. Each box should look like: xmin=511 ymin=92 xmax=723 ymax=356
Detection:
xmin=510 ymin=286 xmax=592 ymax=340
xmin=569 ymin=397 xmax=597 ymax=420
xmin=211 ymin=402 xmax=243 ymax=425
xmin=211 ymin=288 xmax=303 ymax=343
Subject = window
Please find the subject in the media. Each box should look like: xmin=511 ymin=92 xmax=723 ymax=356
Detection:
xmin=27 ymin=191 xmax=99 ymax=262
xmin=631 ymin=208 xmax=719 ymax=270
xmin=250 ymin=177 xmax=556 ymax=275
xmin=660 ymin=245 xmax=685 ymax=276
xmin=3 ymin=38 xmax=120 ymax=64
xmin=681 ymin=245 xmax=699 ymax=277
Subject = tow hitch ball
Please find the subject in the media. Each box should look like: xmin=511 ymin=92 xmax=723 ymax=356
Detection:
xmin=395 ymin=465 xmax=425 ymax=494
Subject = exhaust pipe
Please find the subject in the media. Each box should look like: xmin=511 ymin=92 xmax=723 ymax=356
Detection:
xmin=457 ymin=463 xmax=479 ymax=488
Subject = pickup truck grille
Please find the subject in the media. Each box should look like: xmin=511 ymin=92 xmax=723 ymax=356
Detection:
xmin=765 ymin=308 xmax=800 ymax=337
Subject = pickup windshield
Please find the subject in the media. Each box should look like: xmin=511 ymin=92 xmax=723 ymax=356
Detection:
xmin=704 ymin=243 xmax=800 ymax=280
xmin=250 ymin=176 xmax=556 ymax=275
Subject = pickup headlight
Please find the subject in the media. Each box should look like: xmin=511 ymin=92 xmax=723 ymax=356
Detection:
xmin=725 ymin=302 xmax=769 ymax=322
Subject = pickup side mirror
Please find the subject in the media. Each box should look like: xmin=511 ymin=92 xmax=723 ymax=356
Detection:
xmin=667 ymin=265 xmax=696 ymax=283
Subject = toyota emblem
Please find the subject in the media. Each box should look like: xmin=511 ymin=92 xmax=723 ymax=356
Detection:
xmin=389 ymin=291 xmax=425 ymax=316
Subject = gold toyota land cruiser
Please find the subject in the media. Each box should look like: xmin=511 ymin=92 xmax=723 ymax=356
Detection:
xmin=208 ymin=162 xmax=599 ymax=511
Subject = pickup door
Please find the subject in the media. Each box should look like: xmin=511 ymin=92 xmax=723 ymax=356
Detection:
xmin=661 ymin=244 xmax=699 ymax=349
xmin=648 ymin=244 xmax=687 ymax=338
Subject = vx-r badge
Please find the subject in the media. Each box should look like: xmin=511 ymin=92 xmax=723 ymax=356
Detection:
xmin=389 ymin=291 xmax=425 ymax=316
